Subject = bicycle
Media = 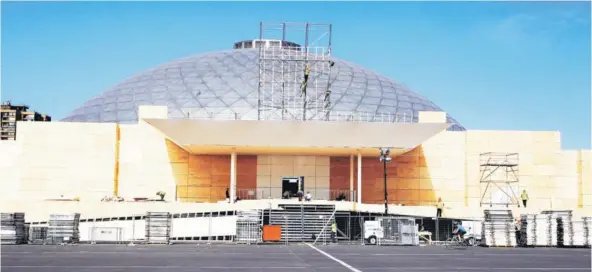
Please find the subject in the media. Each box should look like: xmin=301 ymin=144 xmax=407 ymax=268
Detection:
xmin=445 ymin=234 xmax=469 ymax=250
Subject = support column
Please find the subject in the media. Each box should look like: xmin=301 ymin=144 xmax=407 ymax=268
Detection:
xmin=230 ymin=152 xmax=237 ymax=202
xmin=350 ymin=154 xmax=354 ymax=201
xmin=357 ymin=152 xmax=362 ymax=204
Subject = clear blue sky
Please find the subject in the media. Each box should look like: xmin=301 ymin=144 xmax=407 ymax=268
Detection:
xmin=1 ymin=1 xmax=590 ymax=149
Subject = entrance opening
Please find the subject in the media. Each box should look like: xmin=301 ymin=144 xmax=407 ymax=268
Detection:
xmin=282 ymin=176 xmax=304 ymax=198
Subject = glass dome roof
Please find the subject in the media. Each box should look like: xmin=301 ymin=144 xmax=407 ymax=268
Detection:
xmin=62 ymin=48 xmax=464 ymax=131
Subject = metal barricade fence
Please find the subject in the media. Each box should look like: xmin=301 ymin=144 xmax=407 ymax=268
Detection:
xmin=90 ymin=227 xmax=124 ymax=244
xmin=29 ymin=225 xmax=48 ymax=244
xmin=235 ymin=211 xmax=262 ymax=244
xmin=375 ymin=217 xmax=419 ymax=246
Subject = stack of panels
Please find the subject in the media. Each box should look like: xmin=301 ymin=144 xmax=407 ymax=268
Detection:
xmin=583 ymin=217 xmax=592 ymax=246
xmin=1 ymin=213 xmax=26 ymax=244
xmin=543 ymin=210 xmax=572 ymax=247
xmin=13 ymin=213 xmax=26 ymax=244
xmin=48 ymin=213 xmax=80 ymax=244
xmin=145 ymin=212 xmax=171 ymax=244
xmin=520 ymin=214 xmax=557 ymax=247
xmin=1 ymin=213 xmax=17 ymax=244
xmin=570 ymin=220 xmax=587 ymax=247
xmin=481 ymin=210 xmax=516 ymax=247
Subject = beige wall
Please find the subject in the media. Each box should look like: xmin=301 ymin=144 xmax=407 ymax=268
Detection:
xmin=118 ymin=123 xmax=177 ymax=201
xmin=256 ymin=155 xmax=330 ymax=199
xmin=581 ymin=151 xmax=592 ymax=207
xmin=14 ymin=121 xmax=117 ymax=201
xmin=463 ymin=130 xmax=571 ymax=210
xmin=0 ymin=140 xmax=20 ymax=200
xmin=418 ymin=131 xmax=467 ymax=210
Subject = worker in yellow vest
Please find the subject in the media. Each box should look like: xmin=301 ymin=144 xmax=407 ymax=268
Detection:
xmin=301 ymin=64 xmax=311 ymax=94
xmin=521 ymin=190 xmax=529 ymax=208
xmin=436 ymin=198 xmax=444 ymax=218
xmin=331 ymin=221 xmax=337 ymax=243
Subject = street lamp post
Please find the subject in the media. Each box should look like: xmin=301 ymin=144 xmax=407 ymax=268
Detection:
xmin=379 ymin=148 xmax=392 ymax=215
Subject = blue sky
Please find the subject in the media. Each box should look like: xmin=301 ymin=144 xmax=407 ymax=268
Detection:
xmin=1 ymin=1 xmax=590 ymax=149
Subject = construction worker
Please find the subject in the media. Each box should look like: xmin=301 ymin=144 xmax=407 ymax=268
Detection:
xmin=521 ymin=190 xmax=529 ymax=208
xmin=436 ymin=198 xmax=444 ymax=218
xmin=331 ymin=221 xmax=337 ymax=243
xmin=301 ymin=64 xmax=311 ymax=94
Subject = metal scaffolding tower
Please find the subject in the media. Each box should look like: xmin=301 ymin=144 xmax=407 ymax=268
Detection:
xmin=479 ymin=152 xmax=520 ymax=207
xmin=257 ymin=22 xmax=334 ymax=121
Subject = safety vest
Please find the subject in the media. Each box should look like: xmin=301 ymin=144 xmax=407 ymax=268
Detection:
xmin=331 ymin=223 xmax=337 ymax=232
xmin=521 ymin=192 xmax=529 ymax=200
xmin=437 ymin=202 xmax=444 ymax=209
xmin=304 ymin=65 xmax=311 ymax=75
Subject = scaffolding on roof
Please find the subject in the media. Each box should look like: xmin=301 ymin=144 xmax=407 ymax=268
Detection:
xmin=257 ymin=22 xmax=334 ymax=121
xmin=479 ymin=152 xmax=521 ymax=208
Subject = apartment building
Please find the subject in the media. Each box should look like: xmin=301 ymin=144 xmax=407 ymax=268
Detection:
xmin=1 ymin=101 xmax=51 ymax=140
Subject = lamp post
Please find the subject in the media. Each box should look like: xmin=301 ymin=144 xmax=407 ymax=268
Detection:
xmin=379 ymin=148 xmax=392 ymax=215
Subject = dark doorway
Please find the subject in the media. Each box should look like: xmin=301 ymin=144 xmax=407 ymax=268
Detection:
xmin=282 ymin=176 xmax=304 ymax=197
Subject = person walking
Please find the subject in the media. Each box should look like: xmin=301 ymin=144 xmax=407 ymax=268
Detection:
xmin=305 ymin=191 xmax=312 ymax=201
xmin=521 ymin=190 xmax=529 ymax=208
xmin=225 ymin=188 xmax=230 ymax=203
xmin=331 ymin=221 xmax=337 ymax=243
xmin=436 ymin=198 xmax=444 ymax=218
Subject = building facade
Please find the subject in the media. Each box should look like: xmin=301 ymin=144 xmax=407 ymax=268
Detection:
xmin=0 ymin=105 xmax=590 ymax=220
xmin=1 ymin=40 xmax=589 ymax=221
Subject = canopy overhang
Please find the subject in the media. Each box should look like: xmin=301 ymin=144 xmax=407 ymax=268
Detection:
xmin=144 ymin=119 xmax=451 ymax=156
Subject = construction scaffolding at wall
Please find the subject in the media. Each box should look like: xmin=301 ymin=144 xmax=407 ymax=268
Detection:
xmin=257 ymin=22 xmax=334 ymax=121
xmin=479 ymin=152 xmax=521 ymax=207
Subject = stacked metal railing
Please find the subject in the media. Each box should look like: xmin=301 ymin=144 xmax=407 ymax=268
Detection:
xmin=520 ymin=213 xmax=558 ymax=247
xmin=544 ymin=210 xmax=575 ymax=247
xmin=481 ymin=210 xmax=516 ymax=247
xmin=269 ymin=204 xmax=336 ymax=243
xmin=1 ymin=213 xmax=26 ymax=244
xmin=48 ymin=213 xmax=80 ymax=244
xmin=145 ymin=212 xmax=171 ymax=244
xmin=235 ymin=210 xmax=262 ymax=244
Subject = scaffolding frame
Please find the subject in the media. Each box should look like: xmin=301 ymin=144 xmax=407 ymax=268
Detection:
xmin=257 ymin=22 xmax=334 ymax=121
xmin=479 ymin=152 xmax=520 ymax=207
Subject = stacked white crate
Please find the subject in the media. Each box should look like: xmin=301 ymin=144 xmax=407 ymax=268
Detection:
xmin=48 ymin=213 xmax=80 ymax=244
xmin=481 ymin=210 xmax=516 ymax=247
xmin=570 ymin=220 xmax=587 ymax=247
xmin=1 ymin=213 xmax=26 ymax=244
xmin=543 ymin=210 xmax=573 ymax=247
xmin=583 ymin=217 xmax=592 ymax=246
xmin=520 ymin=213 xmax=557 ymax=247
xmin=1 ymin=213 xmax=17 ymax=244
xmin=145 ymin=212 xmax=171 ymax=244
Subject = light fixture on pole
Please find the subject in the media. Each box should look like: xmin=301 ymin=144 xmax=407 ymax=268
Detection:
xmin=379 ymin=148 xmax=392 ymax=215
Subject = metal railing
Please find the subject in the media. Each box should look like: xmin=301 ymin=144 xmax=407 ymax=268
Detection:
xmin=175 ymin=108 xmax=416 ymax=124
xmin=176 ymin=185 xmax=447 ymax=205
xmin=176 ymin=186 xmax=356 ymax=203
xmin=237 ymin=187 xmax=356 ymax=202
